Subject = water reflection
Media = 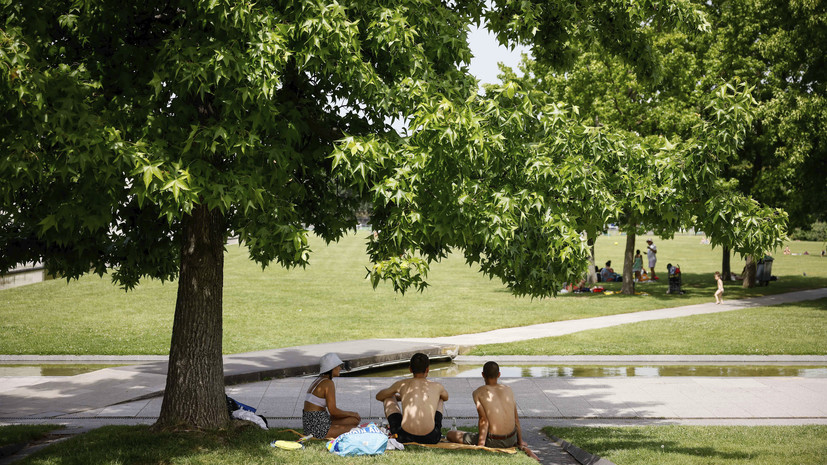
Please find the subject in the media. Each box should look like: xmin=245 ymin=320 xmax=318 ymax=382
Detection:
xmin=347 ymin=362 xmax=827 ymax=378
xmin=0 ymin=364 xmax=126 ymax=376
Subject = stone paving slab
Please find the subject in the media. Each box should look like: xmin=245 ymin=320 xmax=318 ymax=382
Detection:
xmin=64 ymin=376 xmax=827 ymax=426
xmin=0 ymin=339 xmax=453 ymax=419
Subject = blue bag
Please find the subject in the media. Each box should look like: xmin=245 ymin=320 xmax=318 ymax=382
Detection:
xmin=326 ymin=423 xmax=388 ymax=456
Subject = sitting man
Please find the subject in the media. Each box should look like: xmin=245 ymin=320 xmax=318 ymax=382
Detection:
xmin=447 ymin=361 xmax=536 ymax=458
xmin=375 ymin=352 xmax=448 ymax=444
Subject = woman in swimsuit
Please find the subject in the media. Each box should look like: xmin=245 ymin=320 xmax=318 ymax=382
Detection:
xmin=302 ymin=353 xmax=361 ymax=438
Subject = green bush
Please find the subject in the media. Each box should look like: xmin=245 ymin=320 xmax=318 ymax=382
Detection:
xmin=790 ymin=221 xmax=827 ymax=242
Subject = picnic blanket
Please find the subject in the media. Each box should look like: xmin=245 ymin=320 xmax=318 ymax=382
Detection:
xmin=281 ymin=429 xmax=518 ymax=454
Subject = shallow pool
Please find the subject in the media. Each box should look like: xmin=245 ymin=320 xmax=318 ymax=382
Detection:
xmin=0 ymin=364 xmax=128 ymax=377
xmin=345 ymin=361 xmax=827 ymax=378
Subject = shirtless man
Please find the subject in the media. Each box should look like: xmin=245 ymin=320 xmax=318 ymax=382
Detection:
xmin=375 ymin=352 xmax=448 ymax=444
xmin=447 ymin=361 xmax=536 ymax=458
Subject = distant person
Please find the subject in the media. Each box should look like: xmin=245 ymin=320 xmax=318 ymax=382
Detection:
xmin=600 ymin=261 xmax=614 ymax=282
xmin=302 ymin=353 xmax=361 ymax=438
xmin=783 ymin=246 xmax=791 ymax=255
xmin=714 ymin=271 xmax=724 ymax=304
xmin=447 ymin=361 xmax=538 ymax=459
xmin=633 ymin=250 xmax=643 ymax=282
xmin=646 ymin=238 xmax=658 ymax=280
xmin=375 ymin=353 xmax=449 ymax=444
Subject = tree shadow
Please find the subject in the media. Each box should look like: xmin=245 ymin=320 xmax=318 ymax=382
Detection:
xmin=544 ymin=425 xmax=755 ymax=462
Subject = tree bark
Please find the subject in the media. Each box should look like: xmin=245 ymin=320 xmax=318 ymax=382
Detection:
xmin=155 ymin=204 xmax=229 ymax=430
xmin=722 ymin=246 xmax=731 ymax=280
xmin=742 ymin=254 xmax=757 ymax=288
xmin=586 ymin=236 xmax=598 ymax=284
xmin=621 ymin=227 xmax=636 ymax=295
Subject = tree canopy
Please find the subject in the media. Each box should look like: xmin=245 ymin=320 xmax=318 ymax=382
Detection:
xmin=0 ymin=0 xmax=789 ymax=429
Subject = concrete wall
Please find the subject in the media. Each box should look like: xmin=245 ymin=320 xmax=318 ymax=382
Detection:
xmin=0 ymin=262 xmax=51 ymax=291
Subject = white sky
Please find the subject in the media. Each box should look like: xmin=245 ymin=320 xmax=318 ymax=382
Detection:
xmin=467 ymin=23 xmax=530 ymax=85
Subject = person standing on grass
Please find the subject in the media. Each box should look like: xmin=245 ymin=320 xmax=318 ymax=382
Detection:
xmin=633 ymin=249 xmax=643 ymax=282
xmin=446 ymin=361 xmax=538 ymax=459
xmin=714 ymin=271 xmax=724 ymax=304
xmin=375 ymin=352 xmax=448 ymax=444
xmin=302 ymin=353 xmax=361 ymax=438
xmin=646 ymin=238 xmax=658 ymax=280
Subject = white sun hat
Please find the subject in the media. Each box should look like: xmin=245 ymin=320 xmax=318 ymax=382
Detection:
xmin=319 ymin=353 xmax=344 ymax=374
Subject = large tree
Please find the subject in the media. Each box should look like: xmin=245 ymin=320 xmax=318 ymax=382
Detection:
xmin=0 ymin=0 xmax=770 ymax=431
xmin=1 ymin=0 xmax=476 ymax=429
xmin=495 ymin=22 xmax=788 ymax=293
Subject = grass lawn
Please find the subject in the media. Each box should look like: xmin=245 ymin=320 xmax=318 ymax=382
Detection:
xmin=545 ymin=425 xmax=827 ymax=465
xmin=471 ymin=298 xmax=827 ymax=355
xmin=471 ymin=299 xmax=827 ymax=355
xmin=17 ymin=425 xmax=536 ymax=465
xmin=0 ymin=424 xmax=59 ymax=449
xmin=1 ymin=233 xmax=825 ymax=355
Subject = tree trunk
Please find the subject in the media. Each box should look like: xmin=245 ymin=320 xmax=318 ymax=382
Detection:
xmin=586 ymin=237 xmax=598 ymax=284
xmin=722 ymin=246 xmax=731 ymax=280
xmin=155 ymin=204 xmax=229 ymax=430
xmin=621 ymin=228 xmax=636 ymax=295
xmin=742 ymin=254 xmax=757 ymax=288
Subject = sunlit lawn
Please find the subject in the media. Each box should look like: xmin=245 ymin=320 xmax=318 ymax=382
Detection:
xmin=16 ymin=425 xmax=536 ymax=465
xmin=545 ymin=425 xmax=827 ymax=465
xmin=472 ymin=297 xmax=827 ymax=355
xmin=1 ymin=233 xmax=825 ymax=355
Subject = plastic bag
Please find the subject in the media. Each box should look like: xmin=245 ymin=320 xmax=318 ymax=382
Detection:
xmin=326 ymin=423 xmax=388 ymax=456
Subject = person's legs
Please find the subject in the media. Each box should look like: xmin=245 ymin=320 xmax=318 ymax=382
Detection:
xmin=446 ymin=430 xmax=471 ymax=444
xmin=326 ymin=414 xmax=361 ymax=438
xmin=383 ymin=396 xmax=401 ymax=418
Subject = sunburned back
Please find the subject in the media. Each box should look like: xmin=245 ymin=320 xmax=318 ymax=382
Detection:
xmin=474 ymin=384 xmax=516 ymax=435
xmin=399 ymin=378 xmax=444 ymax=435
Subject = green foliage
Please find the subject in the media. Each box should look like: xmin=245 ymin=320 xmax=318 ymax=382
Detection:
xmin=484 ymin=0 xmax=710 ymax=82
xmin=790 ymin=221 xmax=827 ymax=242
xmin=704 ymin=0 xmax=827 ymax=227
xmin=505 ymin=27 xmax=788 ymax=262
xmin=0 ymin=0 xmax=475 ymax=289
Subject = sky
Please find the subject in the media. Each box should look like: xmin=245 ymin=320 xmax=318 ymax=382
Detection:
xmin=466 ymin=23 xmax=531 ymax=85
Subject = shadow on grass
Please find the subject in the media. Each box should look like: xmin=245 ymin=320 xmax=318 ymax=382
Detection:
xmin=21 ymin=425 xmax=279 ymax=465
xmin=21 ymin=425 xmax=535 ymax=465
xmin=544 ymin=426 xmax=752 ymax=462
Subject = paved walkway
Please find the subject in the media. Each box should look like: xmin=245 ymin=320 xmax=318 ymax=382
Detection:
xmin=396 ymin=288 xmax=827 ymax=346
xmin=1 ymin=289 xmax=826 ymax=464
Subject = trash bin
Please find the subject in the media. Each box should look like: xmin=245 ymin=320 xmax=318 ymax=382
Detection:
xmin=666 ymin=264 xmax=684 ymax=294
xmin=756 ymin=256 xmax=774 ymax=286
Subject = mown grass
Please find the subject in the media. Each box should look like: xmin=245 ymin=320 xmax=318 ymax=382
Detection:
xmin=545 ymin=425 xmax=827 ymax=465
xmin=0 ymin=424 xmax=60 ymax=449
xmin=17 ymin=425 xmax=536 ymax=465
xmin=471 ymin=298 xmax=827 ymax=355
xmin=1 ymin=233 xmax=825 ymax=355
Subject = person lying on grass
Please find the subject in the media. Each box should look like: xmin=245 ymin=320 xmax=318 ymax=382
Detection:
xmin=447 ymin=361 xmax=538 ymax=459
xmin=302 ymin=353 xmax=361 ymax=438
xmin=375 ymin=352 xmax=449 ymax=444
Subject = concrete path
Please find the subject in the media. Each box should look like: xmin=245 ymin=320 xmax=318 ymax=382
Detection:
xmin=394 ymin=288 xmax=827 ymax=346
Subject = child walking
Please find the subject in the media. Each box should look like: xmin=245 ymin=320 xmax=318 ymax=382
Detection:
xmin=714 ymin=271 xmax=724 ymax=304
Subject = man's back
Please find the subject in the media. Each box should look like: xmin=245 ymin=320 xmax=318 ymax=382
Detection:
xmin=473 ymin=384 xmax=516 ymax=435
xmin=399 ymin=378 xmax=446 ymax=435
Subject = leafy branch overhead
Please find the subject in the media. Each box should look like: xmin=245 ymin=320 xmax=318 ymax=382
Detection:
xmin=334 ymin=79 xmax=785 ymax=296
